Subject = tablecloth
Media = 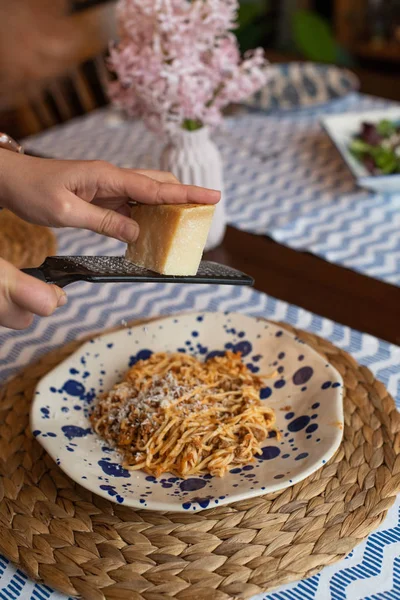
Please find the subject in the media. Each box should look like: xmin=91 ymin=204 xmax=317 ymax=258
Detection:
xmin=0 ymin=226 xmax=399 ymax=599
xmin=24 ymin=93 xmax=400 ymax=286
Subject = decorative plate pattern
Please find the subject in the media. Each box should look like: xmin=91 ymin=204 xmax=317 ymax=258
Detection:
xmin=246 ymin=62 xmax=359 ymax=112
xmin=31 ymin=312 xmax=344 ymax=512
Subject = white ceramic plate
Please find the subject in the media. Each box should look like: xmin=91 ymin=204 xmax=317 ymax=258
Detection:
xmin=31 ymin=312 xmax=344 ymax=512
xmin=321 ymin=108 xmax=400 ymax=193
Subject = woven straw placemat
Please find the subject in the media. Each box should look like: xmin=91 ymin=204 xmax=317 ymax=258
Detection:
xmin=0 ymin=209 xmax=57 ymax=268
xmin=0 ymin=319 xmax=399 ymax=600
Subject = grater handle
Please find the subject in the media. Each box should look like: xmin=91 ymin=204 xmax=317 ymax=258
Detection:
xmin=21 ymin=265 xmax=75 ymax=288
xmin=21 ymin=268 xmax=48 ymax=284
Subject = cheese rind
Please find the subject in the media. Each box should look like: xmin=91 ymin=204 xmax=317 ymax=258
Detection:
xmin=125 ymin=204 xmax=215 ymax=275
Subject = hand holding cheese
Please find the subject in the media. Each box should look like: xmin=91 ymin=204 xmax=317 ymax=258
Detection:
xmin=126 ymin=204 xmax=215 ymax=276
xmin=0 ymin=153 xmax=220 ymax=243
xmin=0 ymin=151 xmax=220 ymax=329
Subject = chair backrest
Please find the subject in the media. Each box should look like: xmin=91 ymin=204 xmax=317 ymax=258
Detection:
xmin=0 ymin=1 xmax=117 ymax=135
xmin=18 ymin=55 xmax=111 ymax=135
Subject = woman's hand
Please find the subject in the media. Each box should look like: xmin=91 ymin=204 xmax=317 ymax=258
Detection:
xmin=0 ymin=152 xmax=220 ymax=243
xmin=0 ymin=153 xmax=220 ymax=330
xmin=0 ymin=258 xmax=67 ymax=330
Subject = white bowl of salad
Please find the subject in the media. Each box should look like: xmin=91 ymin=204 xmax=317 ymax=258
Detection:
xmin=321 ymin=108 xmax=400 ymax=193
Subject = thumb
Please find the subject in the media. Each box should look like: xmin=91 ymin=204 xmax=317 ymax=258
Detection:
xmin=11 ymin=271 xmax=67 ymax=316
xmin=61 ymin=194 xmax=139 ymax=242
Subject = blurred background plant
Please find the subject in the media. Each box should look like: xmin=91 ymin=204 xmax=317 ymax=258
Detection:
xmin=290 ymin=8 xmax=355 ymax=66
xmin=236 ymin=2 xmax=354 ymax=65
xmin=235 ymin=0 xmax=273 ymax=52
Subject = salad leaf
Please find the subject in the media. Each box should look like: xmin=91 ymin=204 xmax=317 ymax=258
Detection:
xmin=349 ymin=139 xmax=373 ymax=156
xmin=347 ymin=118 xmax=400 ymax=175
xmin=360 ymin=122 xmax=382 ymax=146
xmin=370 ymin=147 xmax=399 ymax=174
xmin=376 ymin=119 xmax=397 ymax=138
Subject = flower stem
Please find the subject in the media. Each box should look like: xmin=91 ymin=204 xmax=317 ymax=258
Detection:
xmin=182 ymin=119 xmax=203 ymax=131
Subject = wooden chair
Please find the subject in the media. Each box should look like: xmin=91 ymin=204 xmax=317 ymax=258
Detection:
xmin=0 ymin=0 xmax=117 ymax=136
xmin=17 ymin=55 xmax=112 ymax=135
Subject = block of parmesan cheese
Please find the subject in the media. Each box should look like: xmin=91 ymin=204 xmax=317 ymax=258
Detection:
xmin=125 ymin=203 xmax=215 ymax=276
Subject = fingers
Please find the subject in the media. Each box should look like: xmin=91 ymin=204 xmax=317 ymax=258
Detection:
xmin=91 ymin=196 xmax=131 ymax=216
xmin=131 ymin=170 xmax=180 ymax=184
xmin=52 ymin=161 xmax=220 ymax=241
xmin=10 ymin=277 xmax=67 ymax=315
xmin=0 ymin=301 xmax=34 ymax=330
xmin=0 ymin=259 xmax=67 ymax=330
xmin=138 ymin=179 xmax=221 ymax=206
xmin=61 ymin=192 xmax=139 ymax=241
xmin=115 ymin=204 xmax=131 ymax=217
xmin=94 ymin=164 xmax=220 ymax=206
xmin=91 ymin=171 xmax=182 ymax=214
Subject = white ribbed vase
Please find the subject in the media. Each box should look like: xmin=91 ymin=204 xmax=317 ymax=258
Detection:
xmin=160 ymin=126 xmax=226 ymax=251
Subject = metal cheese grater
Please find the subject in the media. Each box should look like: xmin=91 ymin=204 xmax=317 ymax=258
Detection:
xmin=22 ymin=256 xmax=254 ymax=288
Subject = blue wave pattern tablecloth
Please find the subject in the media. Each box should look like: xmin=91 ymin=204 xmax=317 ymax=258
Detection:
xmin=0 ymin=227 xmax=399 ymax=599
xmin=24 ymin=93 xmax=400 ymax=286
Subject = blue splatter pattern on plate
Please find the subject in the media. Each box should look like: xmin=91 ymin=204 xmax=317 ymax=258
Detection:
xmin=31 ymin=312 xmax=344 ymax=512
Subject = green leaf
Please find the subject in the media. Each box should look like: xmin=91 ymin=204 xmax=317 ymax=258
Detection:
xmin=349 ymin=139 xmax=372 ymax=155
xmin=376 ymin=119 xmax=397 ymax=137
xmin=182 ymin=119 xmax=203 ymax=132
xmin=236 ymin=1 xmax=268 ymax=52
xmin=236 ymin=22 xmax=268 ymax=52
xmin=237 ymin=1 xmax=266 ymax=30
xmin=371 ymin=147 xmax=398 ymax=173
xmin=292 ymin=9 xmax=337 ymax=63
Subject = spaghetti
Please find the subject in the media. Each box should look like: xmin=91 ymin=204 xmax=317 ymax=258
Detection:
xmin=90 ymin=351 xmax=276 ymax=478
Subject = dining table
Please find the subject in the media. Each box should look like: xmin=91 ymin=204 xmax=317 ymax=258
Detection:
xmin=0 ymin=90 xmax=399 ymax=600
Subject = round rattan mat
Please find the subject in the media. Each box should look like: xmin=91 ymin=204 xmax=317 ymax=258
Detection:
xmin=0 ymin=320 xmax=399 ymax=600
xmin=0 ymin=209 xmax=57 ymax=268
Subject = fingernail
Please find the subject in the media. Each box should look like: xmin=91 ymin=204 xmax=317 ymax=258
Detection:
xmin=57 ymin=292 xmax=68 ymax=307
xmin=202 ymin=189 xmax=220 ymax=203
xmin=191 ymin=187 xmax=221 ymax=202
xmin=121 ymin=221 xmax=139 ymax=243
